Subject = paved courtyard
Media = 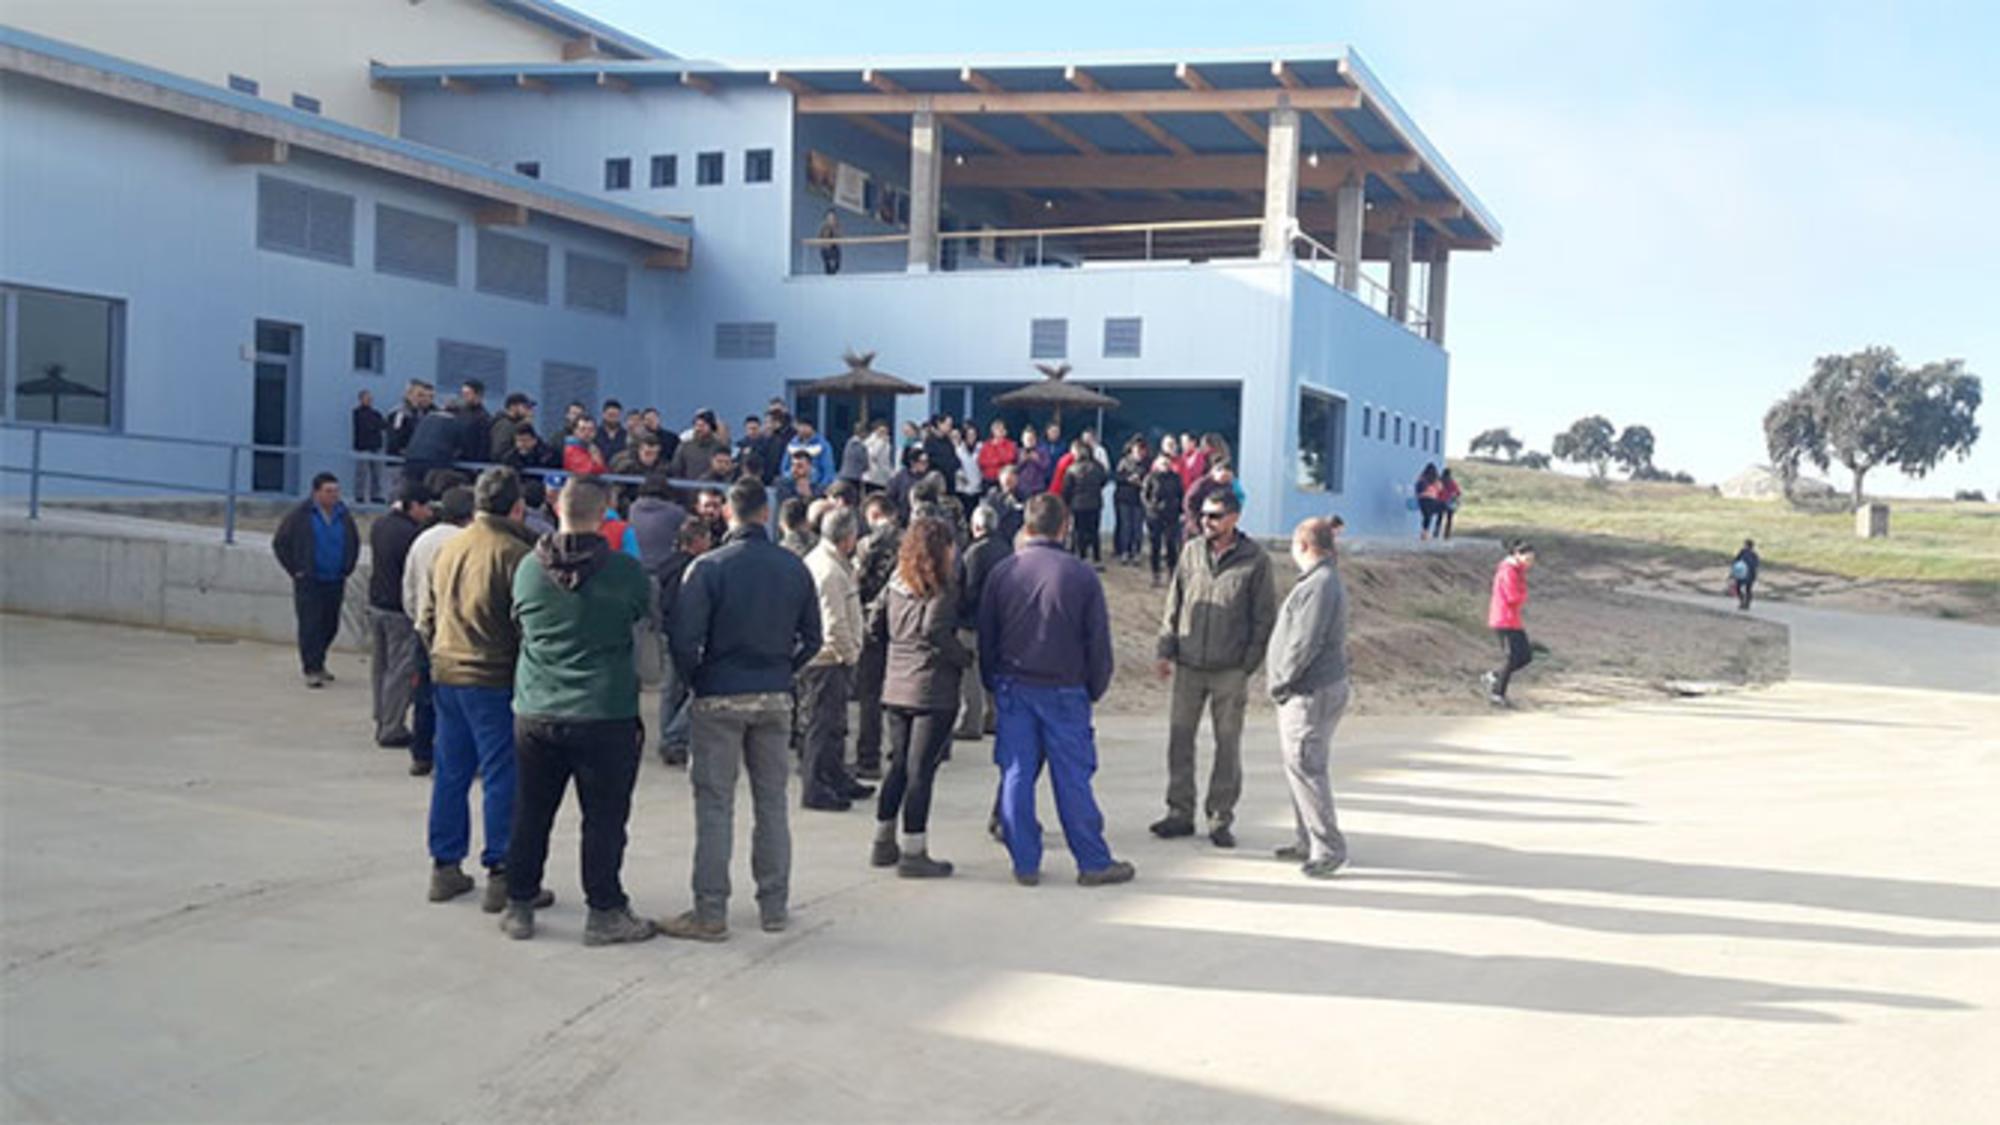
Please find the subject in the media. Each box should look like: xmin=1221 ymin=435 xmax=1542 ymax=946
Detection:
xmin=2 ymin=606 xmax=1997 ymax=1123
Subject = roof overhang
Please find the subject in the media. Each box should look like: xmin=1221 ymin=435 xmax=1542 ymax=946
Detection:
xmin=371 ymin=46 xmax=1500 ymax=248
xmin=0 ymin=26 xmax=692 ymax=268
xmin=485 ymin=0 xmax=670 ymax=61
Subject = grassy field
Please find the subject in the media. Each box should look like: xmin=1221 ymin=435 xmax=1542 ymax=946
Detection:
xmin=1449 ymin=460 xmax=2000 ymax=587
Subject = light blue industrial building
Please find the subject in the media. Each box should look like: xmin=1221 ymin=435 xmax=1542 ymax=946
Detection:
xmin=0 ymin=5 xmax=1499 ymax=537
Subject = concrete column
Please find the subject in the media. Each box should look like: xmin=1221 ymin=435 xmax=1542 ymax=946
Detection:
xmin=1332 ymin=175 xmax=1365 ymax=292
xmin=907 ymin=105 xmax=943 ymax=272
xmin=1425 ymin=242 xmax=1450 ymax=344
xmin=1387 ymin=221 xmax=1414 ymax=322
xmin=1259 ymin=105 xmax=1300 ymax=260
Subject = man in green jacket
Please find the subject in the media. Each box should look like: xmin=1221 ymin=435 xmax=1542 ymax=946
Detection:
xmin=498 ymin=478 xmax=657 ymax=945
xmin=1152 ymin=488 xmax=1277 ymax=848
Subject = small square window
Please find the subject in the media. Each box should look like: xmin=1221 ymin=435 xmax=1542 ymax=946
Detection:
xmin=291 ymin=93 xmax=321 ymax=114
xmin=515 ymin=161 xmax=541 ymax=179
xmin=650 ymin=154 xmax=677 ymax=187
xmin=697 ymin=151 xmax=724 ymax=186
xmin=228 ymin=74 xmax=259 ymax=96
xmin=744 ymin=148 xmax=773 ymax=183
xmin=353 ymin=333 xmax=385 ymax=374
xmin=604 ymin=157 xmax=631 ymax=191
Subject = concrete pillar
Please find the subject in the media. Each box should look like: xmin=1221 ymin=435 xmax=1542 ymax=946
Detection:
xmin=1425 ymin=242 xmax=1450 ymax=344
xmin=1259 ymin=105 xmax=1300 ymax=261
xmin=907 ymin=105 xmax=942 ymax=272
xmin=1332 ymin=175 xmax=1365 ymax=292
xmin=1387 ymin=220 xmax=1414 ymax=322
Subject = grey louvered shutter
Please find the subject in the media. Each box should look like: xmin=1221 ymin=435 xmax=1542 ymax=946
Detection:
xmin=476 ymin=230 xmax=549 ymax=303
xmin=437 ymin=340 xmax=507 ymax=396
xmin=564 ymin=252 xmax=628 ymax=316
xmin=375 ymin=204 xmax=458 ymax=285
xmin=1030 ymin=318 xmax=1067 ymax=359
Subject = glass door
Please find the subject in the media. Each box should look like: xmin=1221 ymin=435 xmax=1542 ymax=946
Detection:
xmin=252 ymin=320 xmax=300 ymax=493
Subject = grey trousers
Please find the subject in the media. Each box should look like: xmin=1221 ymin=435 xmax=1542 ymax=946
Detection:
xmin=796 ymin=663 xmax=853 ymax=803
xmin=955 ymin=631 xmax=995 ymax=735
xmin=1165 ymin=664 xmax=1249 ymax=830
xmin=688 ymin=696 xmax=793 ymax=923
xmin=368 ymin=607 xmax=420 ymax=744
xmin=1276 ymin=678 xmax=1351 ymax=863
xmin=656 ymin=639 xmax=691 ymax=754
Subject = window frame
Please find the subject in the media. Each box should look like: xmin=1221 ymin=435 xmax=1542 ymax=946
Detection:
xmin=290 ymin=92 xmax=321 ymax=115
xmin=1 ymin=283 xmax=126 ymax=432
xmin=227 ymin=74 xmax=259 ymax=96
xmin=743 ymin=148 xmax=774 ymax=184
xmin=352 ymin=332 xmax=386 ymax=374
xmin=650 ymin=153 xmax=677 ymax=188
xmin=1294 ymin=385 xmax=1348 ymax=494
xmin=696 ymin=151 xmax=725 ymax=186
xmin=604 ymin=157 xmax=632 ymax=191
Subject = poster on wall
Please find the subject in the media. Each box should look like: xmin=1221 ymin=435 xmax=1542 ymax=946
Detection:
xmin=833 ymin=162 xmax=869 ymax=214
xmin=806 ymin=151 xmax=837 ymax=198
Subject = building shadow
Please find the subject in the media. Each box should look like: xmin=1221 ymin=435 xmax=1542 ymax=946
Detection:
xmin=1344 ymin=779 xmax=1632 ymax=808
xmin=1335 ymin=796 xmax=1644 ymax=826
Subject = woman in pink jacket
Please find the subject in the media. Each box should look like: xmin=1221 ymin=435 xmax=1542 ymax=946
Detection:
xmin=1483 ymin=540 xmax=1537 ymax=706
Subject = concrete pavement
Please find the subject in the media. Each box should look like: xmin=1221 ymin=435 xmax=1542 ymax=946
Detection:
xmin=1 ymin=608 xmax=1997 ymax=1123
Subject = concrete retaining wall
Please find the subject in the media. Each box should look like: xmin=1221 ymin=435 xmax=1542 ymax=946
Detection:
xmin=0 ymin=512 xmax=368 ymax=651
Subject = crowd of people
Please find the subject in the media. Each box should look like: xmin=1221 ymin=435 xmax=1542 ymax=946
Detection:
xmin=288 ymin=389 xmax=1588 ymax=948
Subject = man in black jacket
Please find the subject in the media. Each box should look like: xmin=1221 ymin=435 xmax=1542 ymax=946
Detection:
xmin=653 ymin=517 xmax=711 ymax=766
xmin=850 ymin=495 xmax=902 ymax=778
xmin=368 ymin=481 xmax=432 ymax=754
xmin=272 ymin=472 xmax=361 ymax=687
xmin=403 ymin=401 xmax=467 ymax=489
xmin=954 ymin=502 xmax=1012 ymax=739
xmin=455 ymin=380 xmax=493 ymax=465
xmin=384 ymin=380 xmax=434 ymax=461
xmin=662 ymin=479 xmax=822 ymax=941
xmin=352 ymin=390 xmax=386 ymax=504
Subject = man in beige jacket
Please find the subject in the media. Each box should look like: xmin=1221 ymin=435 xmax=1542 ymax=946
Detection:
xmin=799 ymin=506 xmax=871 ymax=811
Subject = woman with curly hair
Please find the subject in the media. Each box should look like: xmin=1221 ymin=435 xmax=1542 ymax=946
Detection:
xmin=866 ymin=517 xmax=972 ymax=878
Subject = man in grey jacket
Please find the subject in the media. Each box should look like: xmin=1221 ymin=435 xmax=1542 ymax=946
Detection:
xmin=1265 ymin=517 xmax=1351 ymax=879
xmin=1152 ymin=487 xmax=1277 ymax=848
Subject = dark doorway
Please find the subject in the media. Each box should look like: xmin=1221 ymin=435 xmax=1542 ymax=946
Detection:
xmin=252 ymin=319 xmax=300 ymax=493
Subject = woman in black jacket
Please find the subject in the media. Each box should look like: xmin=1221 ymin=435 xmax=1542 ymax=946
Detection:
xmin=1141 ymin=454 xmax=1185 ymax=587
xmin=867 ymin=517 xmax=971 ymax=878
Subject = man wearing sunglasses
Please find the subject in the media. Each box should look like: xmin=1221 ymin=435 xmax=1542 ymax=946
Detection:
xmin=1153 ymin=489 xmax=1276 ymax=848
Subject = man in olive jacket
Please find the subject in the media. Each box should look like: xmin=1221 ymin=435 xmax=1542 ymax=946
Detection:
xmin=1152 ymin=487 xmax=1276 ymax=848
xmin=418 ymin=467 xmax=539 ymax=912
xmin=499 ymin=478 xmax=657 ymax=945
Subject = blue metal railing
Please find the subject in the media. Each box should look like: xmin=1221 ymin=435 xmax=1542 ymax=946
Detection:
xmin=1 ymin=421 xmax=758 ymax=545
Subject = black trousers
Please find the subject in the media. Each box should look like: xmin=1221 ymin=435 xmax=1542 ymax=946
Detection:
xmin=1147 ymin=517 xmax=1182 ymax=576
xmin=1113 ymin=499 xmax=1144 ymax=559
xmin=293 ymin=578 xmax=344 ymax=674
xmin=877 ymin=705 xmax=957 ymax=834
xmin=506 ymin=717 xmax=642 ymax=911
xmin=1737 ymin=578 xmax=1756 ymax=610
xmin=1071 ymin=507 xmax=1103 ymax=562
xmin=854 ymin=638 xmax=888 ymax=770
xmin=797 ymin=663 xmax=854 ymax=802
xmin=1492 ymin=628 xmax=1533 ymax=697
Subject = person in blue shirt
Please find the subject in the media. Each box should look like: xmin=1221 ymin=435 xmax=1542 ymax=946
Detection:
xmin=271 ymin=471 xmax=360 ymax=687
xmin=786 ymin=417 xmax=836 ymax=492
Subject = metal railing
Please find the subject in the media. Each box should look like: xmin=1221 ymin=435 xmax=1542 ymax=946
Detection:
xmin=0 ymin=421 xmax=749 ymax=545
xmin=804 ymin=216 xmax=1265 ymax=270
xmin=1292 ymin=229 xmax=1431 ymax=337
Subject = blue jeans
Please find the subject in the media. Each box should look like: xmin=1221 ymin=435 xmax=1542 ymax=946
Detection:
xmin=993 ymin=680 xmax=1113 ymax=876
xmin=429 ymin=684 xmax=516 ymax=868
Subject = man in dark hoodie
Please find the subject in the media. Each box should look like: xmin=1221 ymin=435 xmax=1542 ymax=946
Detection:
xmin=499 ymin=478 xmax=657 ymax=946
xmin=653 ymin=517 xmax=712 ymax=766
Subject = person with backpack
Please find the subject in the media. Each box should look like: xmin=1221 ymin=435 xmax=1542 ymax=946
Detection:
xmin=1730 ymin=539 xmax=1761 ymax=611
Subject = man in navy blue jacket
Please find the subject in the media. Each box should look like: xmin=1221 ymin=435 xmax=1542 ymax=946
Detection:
xmin=662 ymin=479 xmax=823 ymax=940
xmin=978 ymin=494 xmax=1134 ymax=887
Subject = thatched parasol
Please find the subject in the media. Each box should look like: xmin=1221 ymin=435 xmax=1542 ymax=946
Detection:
xmin=992 ymin=363 xmax=1119 ymax=433
xmin=793 ymin=350 xmax=924 ymax=431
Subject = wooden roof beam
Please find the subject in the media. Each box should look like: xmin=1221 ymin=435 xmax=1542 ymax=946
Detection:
xmin=963 ymin=67 xmax=1101 ymax=155
xmin=1176 ymin=64 xmax=1266 ymax=147
xmin=561 ymin=36 xmax=601 ymax=62
xmin=1064 ymin=66 xmax=1192 ymax=156
xmin=680 ymin=71 xmax=715 ymax=94
xmin=1275 ymin=60 xmax=1461 ymax=248
xmin=515 ymin=74 xmax=550 ymax=93
xmin=595 ymin=71 xmax=633 ymax=93
xmin=769 ymin=70 xmax=814 ymax=97
xmin=796 ymin=84 xmax=1358 ymax=116
xmin=843 ymin=114 xmax=906 ymax=146
xmin=944 ymin=151 xmax=1419 ymax=191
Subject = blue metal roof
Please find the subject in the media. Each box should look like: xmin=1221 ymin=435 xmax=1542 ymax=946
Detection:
xmin=0 ymin=26 xmax=691 ymax=250
xmin=366 ymin=44 xmax=1501 ymax=244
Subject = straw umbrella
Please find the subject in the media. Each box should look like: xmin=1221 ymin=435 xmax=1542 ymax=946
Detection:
xmin=993 ymin=363 xmax=1120 ymax=437
xmin=793 ymin=350 xmax=923 ymax=434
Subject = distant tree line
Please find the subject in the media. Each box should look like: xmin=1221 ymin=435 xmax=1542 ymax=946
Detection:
xmin=1467 ymin=422 xmax=1691 ymax=483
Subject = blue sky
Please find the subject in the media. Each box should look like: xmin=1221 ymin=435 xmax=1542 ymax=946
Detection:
xmin=588 ymin=0 xmax=1997 ymax=497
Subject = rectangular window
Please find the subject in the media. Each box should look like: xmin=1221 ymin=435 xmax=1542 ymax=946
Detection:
xmin=290 ymin=93 xmax=321 ymax=114
xmin=744 ymin=148 xmax=774 ymax=183
xmin=1102 ymin=316 xmax=1143 ymax=359
xmin=228 ymin=74 xmax=259 ymax=96
xmin=353 ymin=333 xmax=385 ymax=373
xmin=1393 ymin=416 xmax=1403 ymax=445
xmin=650 ymin=154 xmax=677 ymax=187
xmin=436 ymin=340 xmax=507 ymax=397
xmin=1029 ymin=318 xmax=1067 ymax=359
xmin=1296 ymin=389 xmax=1347 ymax=493
xmin=4 ymin=285 xmax=122 ymax=429
xmin=713 ymin=321 xmax=776 ymax=360
xmin=1361 ymin=404 xmax=1373 ymax=438
xmin=515 ymin=161 xmax=541 ymax=179
xmin=475 ymin=230 xmax=550 ymax=304
xmin=697 ymin=151 xmax=724 ymax=186
xmin=564 ymin=251 xmax=628 ymax=317
xmin=373 ymin=203 xmax=458 ymax=285
xmin=256 ymin=175 xmax=354 ymax=265
xmin=604 ymin=157 xmax=631 ymax=191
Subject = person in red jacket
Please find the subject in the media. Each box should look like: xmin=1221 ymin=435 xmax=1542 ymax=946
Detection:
xmin=562 ymin=417 xmax=607 ymax=477
xmin=1048 ymin=444 xmax=1077 ymax=495
xmin=1482 ymin=541 xmax=1537 ymax=706
xmin=976 ymin=419 xmax=1018 ymax=486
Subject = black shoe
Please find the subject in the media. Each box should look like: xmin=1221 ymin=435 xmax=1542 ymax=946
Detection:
xmin=855 ymin=763 xmax=884 ymax=781
xmin=952 ymin=728 xmax=982 ymax=742
xmin=1209 ymin=827 xmax=1237 ymax=849
xmin=898 ymin=853 xmax=954 ymax=879
xmin=870 ymin=839 xmax=901 ymax=868
xmin=1078 ymin=860 xmax=1136 ymax=887
xmin=1014 ymin=870 xmax=1041 ymax=887
xmin=802 ymin=794 xmax=852 ymax=812
xmin=1149 ymin=817 xmax=1196 ymax=839
xmin=842 ymin=781 xmax=877 ymax=800
xmin=658 ymin=746 xmax=688 ymax=767
xmin=376 ymin=732 xmax=413 ymax=749
xmin=1274 ymin=844 xmax=1307 ymax=862
xmin=409 ymin=758 xmax=433 ymax=777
